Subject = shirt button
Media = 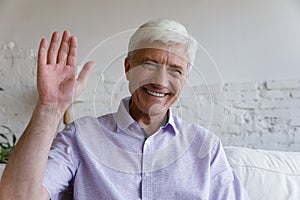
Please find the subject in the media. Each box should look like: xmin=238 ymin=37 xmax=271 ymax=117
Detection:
xmin=145 ymin=140 xmax=151 ymax=145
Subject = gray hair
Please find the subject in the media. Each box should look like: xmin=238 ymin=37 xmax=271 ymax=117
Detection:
xmin=128 ymin=19 xmax=198 ymax=68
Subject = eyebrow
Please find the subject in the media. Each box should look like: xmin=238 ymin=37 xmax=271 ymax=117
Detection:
xmin=142 ymin=57 xmax=159 ymax=63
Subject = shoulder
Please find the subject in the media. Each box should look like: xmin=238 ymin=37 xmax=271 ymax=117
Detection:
xmin=72 ymin=114 xmax=115 ymax=129
xmin=55 ymin=114 xmax=114 ymax=140
xmin=74 ymin=114 xmax=113 ymax=125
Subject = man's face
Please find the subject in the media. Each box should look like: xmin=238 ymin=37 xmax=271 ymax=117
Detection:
xmin=125 ymin=43 xmax=189 ymax=117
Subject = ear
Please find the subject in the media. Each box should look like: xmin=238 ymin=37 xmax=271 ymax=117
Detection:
xmin=124 ymin=57 xmax=131 ymax=72
xmin=124 ymin=57 xmax=131 ymax=80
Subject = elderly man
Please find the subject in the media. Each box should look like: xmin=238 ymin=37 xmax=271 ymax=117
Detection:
xmin=0 ymin=19 xmax=249 ymax=199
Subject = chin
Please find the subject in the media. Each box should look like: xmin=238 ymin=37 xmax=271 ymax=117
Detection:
xmin=148 ymin=104 xmax=167 ymax=116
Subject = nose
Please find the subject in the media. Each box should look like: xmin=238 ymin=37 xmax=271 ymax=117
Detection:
xmin=152 ymin=67 xmax=169 ymax=87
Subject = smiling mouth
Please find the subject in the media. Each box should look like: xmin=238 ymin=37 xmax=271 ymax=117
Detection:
xmin=146 ymin=89 xmax=166 ymax=97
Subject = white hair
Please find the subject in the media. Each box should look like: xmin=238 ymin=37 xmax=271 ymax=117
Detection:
xmin=128 ymin=19 xmax=198 ymax=68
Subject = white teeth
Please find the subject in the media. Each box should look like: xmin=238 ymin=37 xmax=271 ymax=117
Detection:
xmin=147 ymin=89 xmax=165 ymax=97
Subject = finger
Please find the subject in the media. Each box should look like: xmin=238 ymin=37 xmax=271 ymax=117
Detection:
xmin=57 ymin=30 xmax=71 ymax=64
xmin=66 ymin=36 xmax=78 ymax=67
xmin=38 ymin=38 xmax=48 ymax=66
xmin=77 ymin=61 xmax=95 ymax=84
xmin=74 ymin=61 xmax=95 ymax=98
xmin=47 ymin=32 xmax=60 ymax=64
xmin=76 ymin=61 xmax=95 ymax=90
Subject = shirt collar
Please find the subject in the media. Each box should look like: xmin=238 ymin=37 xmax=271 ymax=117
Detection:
xmin=113 ymin=97 xmax=179 ymax=135
xmin=162 ymin=109 xmax=179 ymax=135
xmin=113 ymin=97 xmax=135 ymax=131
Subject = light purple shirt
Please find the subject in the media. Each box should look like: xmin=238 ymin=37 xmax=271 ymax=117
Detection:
xmin=43 ymin=97 xmax=250 ymax=199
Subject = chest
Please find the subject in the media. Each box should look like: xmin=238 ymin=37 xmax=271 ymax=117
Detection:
xmin=73 ymin=147 xmax=211 ymax=200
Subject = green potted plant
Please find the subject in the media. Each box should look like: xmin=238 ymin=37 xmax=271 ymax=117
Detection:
xmin=0 ymin=86 xmax=17 ymax=177
xmin=0 ymin=125 xmax=17 ymax=164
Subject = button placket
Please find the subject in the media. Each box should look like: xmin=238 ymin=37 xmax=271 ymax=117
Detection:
xmin=141 ymin=137 xmax=154 ymax=200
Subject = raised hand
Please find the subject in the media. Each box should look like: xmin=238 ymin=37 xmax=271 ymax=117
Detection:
xmin=37 ymin=31 xmax=94 ymax=113
xmin=0 ymin=31 xmax=95 ymax=200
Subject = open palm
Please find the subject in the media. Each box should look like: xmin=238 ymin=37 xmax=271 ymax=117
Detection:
xmin=37 ymin=31 xmax=94 ymax=112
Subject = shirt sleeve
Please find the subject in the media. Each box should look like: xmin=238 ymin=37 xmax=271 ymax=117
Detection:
xmin=209 ymin=140 xmax=250 ymax=200
xmin=42 ymin=123 xmax=78 ymax=200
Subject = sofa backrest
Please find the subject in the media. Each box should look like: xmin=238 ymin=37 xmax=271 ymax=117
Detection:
xmin=2 ymin=148 xmax=300 ymax=200
xmin=224 ymin=146 xmax=300 ymax=200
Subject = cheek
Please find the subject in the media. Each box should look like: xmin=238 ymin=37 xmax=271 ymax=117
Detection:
xmin=128 ymin=80 xmax=142 ymax=95
xmin=127 ymin=68 xmax=148 ymax=94
xmin=171 ymin=77 xmax=186 ymax=94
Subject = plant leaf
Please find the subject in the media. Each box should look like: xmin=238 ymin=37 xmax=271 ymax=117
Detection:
xmin=0 ymin=125 xmax=17 ymax=163
xmin=1 ymin=125 xmax=14 ymax=134
xmin=13 ymin=134 xmax=17 ymax=146
xmin=0 ymin=142 xmax=10 ymax=149
xmin=0 ymin=133 xmax=9 ymax=142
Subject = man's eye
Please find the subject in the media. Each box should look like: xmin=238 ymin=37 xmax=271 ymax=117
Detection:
xmin=169 ymin=68 xmax=182 ymax=75
xmin=142 ymin=62 xmax=158 ymax=70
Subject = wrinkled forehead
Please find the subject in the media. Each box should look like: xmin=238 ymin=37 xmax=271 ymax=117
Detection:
xmin=129 ymin=41 xmax=189 ymax=62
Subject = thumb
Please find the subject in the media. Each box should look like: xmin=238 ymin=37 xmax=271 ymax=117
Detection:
xmin=74 ymin=61 xmax=95 ymax=97
xmin=77 ymin=61 xmax=95 ymax=83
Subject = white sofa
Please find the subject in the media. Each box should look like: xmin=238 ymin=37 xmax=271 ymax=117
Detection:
xmin=1 ymin=147 xmax=300 ymax=200
xmin=224 ymin=146 xmax=300 ymax=200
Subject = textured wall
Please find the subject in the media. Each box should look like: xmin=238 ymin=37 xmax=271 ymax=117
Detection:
xmin=0 ymin=42 xmax=38 ymax=134
xmin=222 ymin=81 xmax=300 ymax=151
xmin=1 ymin=42 xmax=300 ymax=151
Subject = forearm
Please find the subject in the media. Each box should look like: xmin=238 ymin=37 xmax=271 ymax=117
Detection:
xmin=0 ymin=102 xmax=64 ymax=199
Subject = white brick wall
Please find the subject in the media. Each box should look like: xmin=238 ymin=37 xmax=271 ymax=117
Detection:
xmin=0 ymin=42 xmax=38 ymax=135
xmin=1 ymin=42 xmax=300 ymax=151
xmin=221 ymin=81 xmax=300 ymax=151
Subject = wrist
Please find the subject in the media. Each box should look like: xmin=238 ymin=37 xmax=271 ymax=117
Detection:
xmin=34 ymin=101 xmax=67 ymax=123
xmin=23 ymin=101 xmax=66 ymax=140
xmin=36 ymin=99 xmax=69 ymax=115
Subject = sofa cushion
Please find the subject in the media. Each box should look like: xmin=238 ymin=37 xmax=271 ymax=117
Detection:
xmin=224 ymin=146 xmax=300 ymax=200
